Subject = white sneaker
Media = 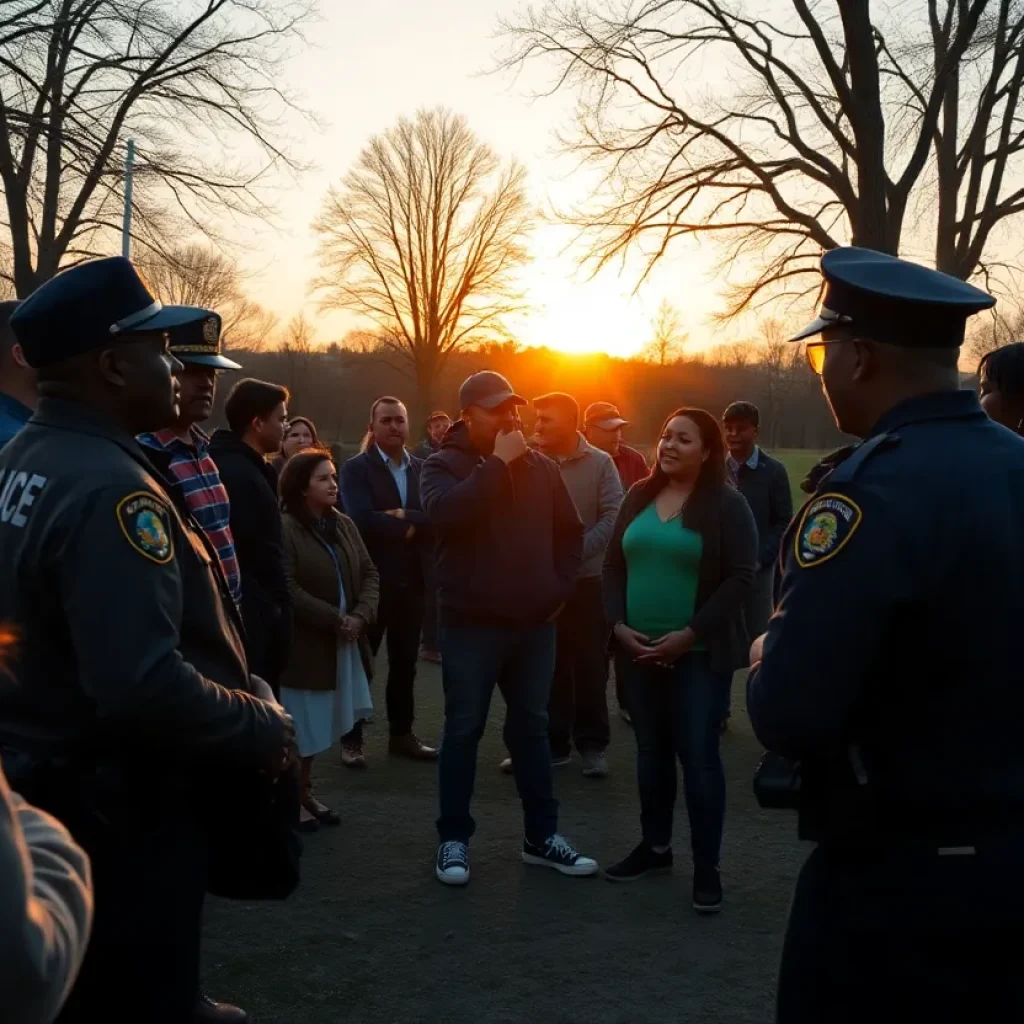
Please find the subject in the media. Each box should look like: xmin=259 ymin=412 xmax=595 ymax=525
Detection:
xmin=522 ymin=834 xmax=599 ymax=876
xmin=436 ymin=841 xmax=470 ymax=885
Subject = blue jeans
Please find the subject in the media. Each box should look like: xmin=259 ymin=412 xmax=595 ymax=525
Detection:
xmin=437 ymin=622 xmax=559 ymax=845
xmin=619 ymin=651 xmax=730 ymax=867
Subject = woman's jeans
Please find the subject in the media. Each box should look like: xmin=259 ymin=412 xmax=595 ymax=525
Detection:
xmin=618 ymin=650 xmax=730 ymax=868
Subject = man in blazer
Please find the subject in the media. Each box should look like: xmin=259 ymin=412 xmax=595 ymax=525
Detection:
xmin=341 ymin=397 xmax=437 ymax=760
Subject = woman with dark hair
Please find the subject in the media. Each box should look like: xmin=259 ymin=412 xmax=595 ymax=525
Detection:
xmin=979 ymin=342 xmax=1024 ymax=434
xmin=272 ymin=416 xmax=320 ymax=469
xmin=602 ymin=408 xmax=757 ymax=912
xmin=279 ymin=449 xmax=379 ymax=830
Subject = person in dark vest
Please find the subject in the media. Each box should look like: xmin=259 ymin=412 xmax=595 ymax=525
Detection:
xmin=748 ymin=247 xmax=1024 ymax=1023
xmin=0 ymin=257 xmax=292 ymax=1024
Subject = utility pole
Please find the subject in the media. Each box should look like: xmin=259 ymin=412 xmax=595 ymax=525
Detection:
xmin=121 ymin=139 xmax=135 ymax=258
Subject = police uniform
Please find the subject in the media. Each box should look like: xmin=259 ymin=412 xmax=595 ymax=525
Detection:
xmin=748 ymin=249 xmax=1024 ymax=1023
xmin=0 ymin=258 xmax=289 ymax=1023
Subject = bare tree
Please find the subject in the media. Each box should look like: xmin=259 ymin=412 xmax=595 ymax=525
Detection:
xmin=312 ymin=107 xmax=533 ymax=413
xmin=756 ymin=319 xmax=804 ymax=447
xmin=136 ymin=244 xmax=277 ymax=350
xmin=0 ymin=0 xmax=313 ymax=297
xmin=644 ymin=298 xmax=688 ymax=366
xmin=499 ymin=1 xmax=1024 ymax=316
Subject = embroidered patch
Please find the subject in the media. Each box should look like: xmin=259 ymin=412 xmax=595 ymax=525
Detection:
xmin=116 ymin=492 xmax=174 ymax=564
xmin=795 ymin=493 xmax=862 ymax=568
xmin=202 ymin=316 xmax=219 ymax=343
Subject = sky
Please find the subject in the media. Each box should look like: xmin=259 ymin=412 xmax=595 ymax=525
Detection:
xmin=234 ymin=0 xmax=733 ymax=358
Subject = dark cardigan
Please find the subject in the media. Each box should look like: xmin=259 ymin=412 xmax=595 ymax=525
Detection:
xmin=603 ymin=478 xmax=757 ymax=674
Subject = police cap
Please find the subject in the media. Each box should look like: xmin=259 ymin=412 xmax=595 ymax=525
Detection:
xmin=165 ymin=310 xmax=241 ymax=370
xmin=789 ymin=247 xmax=995 ymax=348
xmin=9 ymin=256 xmax=211 ymax=369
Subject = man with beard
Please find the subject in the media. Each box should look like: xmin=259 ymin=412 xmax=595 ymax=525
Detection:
xmin=0 ymin=257 xmax=291 ymax=1023
xmin=209 ymin=379 xmax=292 ymax=695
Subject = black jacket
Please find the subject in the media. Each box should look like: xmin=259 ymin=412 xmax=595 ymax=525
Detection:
xmin=603 ymin=479 xmax=757 ymax=674
xmin=420 ymin=422 xmax=584 ymax=625
xmin=209 ymin=430 xmax=291 ymax=681
xmin=732 ymin=449 xmax=793 ymax=569
xmin=0 ymin=399 xmax=287 ymax=762
xmin=339 ymin=448 xmax=430 ymax=588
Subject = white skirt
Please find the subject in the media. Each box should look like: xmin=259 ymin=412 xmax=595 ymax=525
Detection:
xmin=281 ymin=592 xmax=373 ymax=757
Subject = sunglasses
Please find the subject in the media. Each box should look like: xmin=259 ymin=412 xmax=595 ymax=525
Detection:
xmin=806 ymin=336 xmax=857 ymax=375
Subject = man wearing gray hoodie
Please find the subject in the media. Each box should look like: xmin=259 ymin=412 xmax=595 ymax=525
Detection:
xmin=533 ymin=392 xmax=624 ymax=778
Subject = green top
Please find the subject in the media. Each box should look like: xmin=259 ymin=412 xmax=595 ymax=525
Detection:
xmin=622 ymin=502 xmax=704 ymax=644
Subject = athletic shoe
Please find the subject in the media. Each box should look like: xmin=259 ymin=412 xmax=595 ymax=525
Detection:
xmin=692 ymin=865 xmax=723 ymax=913
xmin=436 ymin=841 xmax=470 ymax=886
xmin=522 ymin=834 xmax=599 ymax=876
xmin=581 ymin=751 xmax=608 ymax=778
xmin=604 ymin=842 xmax=673 ymax=882
xmin=551 ymin=753 xmax=572 ymax=768
xmin=499 ymin=756 xmax=514 ymax=775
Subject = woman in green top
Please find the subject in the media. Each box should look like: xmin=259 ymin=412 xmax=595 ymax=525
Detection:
xmin=602 ymin=408 xmax=757 ymax=912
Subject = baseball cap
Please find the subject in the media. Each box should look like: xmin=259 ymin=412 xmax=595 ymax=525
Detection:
xmin=584 ymin=401 xmax=629 ymax=429
xmin=459 ymin=370 xmax=526 ymax=411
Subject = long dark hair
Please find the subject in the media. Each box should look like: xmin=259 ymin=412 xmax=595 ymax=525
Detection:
xmin=636 ymin=407 xmax=727 ymax=504
xmin=979 ymin=342 xmax=1024 ymax=400
xmin=279 ymin=447 xmax=336 ymax=527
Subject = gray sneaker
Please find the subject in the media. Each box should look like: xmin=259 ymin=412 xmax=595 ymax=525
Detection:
xmin=581 ymin=751 xmax=608 ymax=778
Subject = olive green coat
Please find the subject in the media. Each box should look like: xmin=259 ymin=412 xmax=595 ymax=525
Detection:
xmin=281 ymin=510 xmax=379 ymax=692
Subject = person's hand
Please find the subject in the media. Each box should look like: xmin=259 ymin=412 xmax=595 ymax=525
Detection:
xmin=493 ymin=428 xmax=528 ymax=464
xmin=250 ymin=674 xmax=279 ymax=706
xmin=405 ymin=524 xmax=417 ymax=540
xmin=339 ymin=614 xmax=366 ymax=640
xmin=635 ymin=628 xmax=695 ymax=667
xmin=263 ymin=711 xmax=296 ymax=777
xmin=383 ymin=508 xmax=407 ymax=520
xmin=749 ymin=632 xmax=766 ymax=668
xmin=613 ymin=622 xmax=651 ymax=658
xmin=546 ymin=602 xmax=566 ymax=623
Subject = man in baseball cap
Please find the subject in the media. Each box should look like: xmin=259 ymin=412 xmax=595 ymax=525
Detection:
xmin=421 ymin=370 xmax=598 ymax=886
xmin=583 ymin=401 xmax=649 ymax=491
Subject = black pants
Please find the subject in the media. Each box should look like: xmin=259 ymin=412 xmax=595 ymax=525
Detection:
xmin=421 ymin=559 xmax=439 ymax=651
xmin=778 ymin=841 xmax=1024 ymax=1023
xmin=548 ymin=577 xmax=610 ymax=758
xmin=360 ymin=580 xmax=424 ymax=738
xmin=241 ymin=589 xmax=291 ymax=697
xmin=50 ymin=783 xmax=206 ymax=1023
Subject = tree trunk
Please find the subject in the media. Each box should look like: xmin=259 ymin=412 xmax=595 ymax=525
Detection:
xmin=934 ymin=47 xmax=961 ymax=275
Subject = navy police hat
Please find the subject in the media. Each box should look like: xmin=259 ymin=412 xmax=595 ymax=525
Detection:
xmin=10 ymin=256 xmax=212 ymax=369
xmin=789 ymin=247 xmax=995 ymax=348
xmin=165 ymin=309 xmax=241 ymax=370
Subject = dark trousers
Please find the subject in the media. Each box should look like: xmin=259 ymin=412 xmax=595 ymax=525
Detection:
xmin=548 ymin=577 xmax=610 ymax=757
xmin=778 ymin=841 xmax=1024 ymax=1023
xmin=437 ymin=622 xmax=558 ymax=845
xmin=54 ymin=792 xmax=206 ymax=1022
xmin=421 ymin=560 xmax=439 ymax=651
xmin=620 ymin=650 xmax=729 ymax=867
xmin=358 ymin=580 xmax=423 ymax=739
xmin=241 ymin=589 xmax=291 ymax=697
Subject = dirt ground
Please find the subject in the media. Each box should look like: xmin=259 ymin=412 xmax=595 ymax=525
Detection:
xmin=203 ymin=663 xmax=805 ymax=1024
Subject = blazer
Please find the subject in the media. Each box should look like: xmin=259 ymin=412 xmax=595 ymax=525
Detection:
xmin=732 ymin=449 xmax=794 ymax=569
xmin=281 ymin=510 xmax=380 ymax=693
xmin=603 ymin=479 xmax=757 ymax=674
xmin=340 ymin=448 xmax=431 ymax=587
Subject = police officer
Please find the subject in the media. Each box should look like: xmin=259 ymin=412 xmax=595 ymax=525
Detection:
xmin=0 ymin=257 xmax=293 ymax=1023
xmin=747 ymin=247 xmax=1024 ymax=1023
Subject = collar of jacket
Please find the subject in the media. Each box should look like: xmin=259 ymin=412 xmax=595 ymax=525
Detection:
xmin=867 ymin=389 xmax=985 ymax=438
xmin=543 ymin=432 xmax=600 ymax=465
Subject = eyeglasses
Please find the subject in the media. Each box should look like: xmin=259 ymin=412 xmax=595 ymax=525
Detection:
xmin=806 ymin=337 xmax=855 ymax=375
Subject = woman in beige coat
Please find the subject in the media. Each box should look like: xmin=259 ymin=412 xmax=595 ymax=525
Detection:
xmin=279 ymin=450 xmax=379 ymax=831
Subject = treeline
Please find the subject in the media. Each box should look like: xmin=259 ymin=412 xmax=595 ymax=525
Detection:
xmin=211 ymin=342 xmax=851 ymax=452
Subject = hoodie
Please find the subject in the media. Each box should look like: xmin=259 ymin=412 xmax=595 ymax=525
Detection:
xmin=420 ymin=421 xmax=583 ymax=625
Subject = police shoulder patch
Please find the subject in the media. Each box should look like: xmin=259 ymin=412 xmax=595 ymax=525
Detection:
xmin=116 ymin=491 xmax=174 ymax=564
xmin=794 ymin=492 xmax=862 ymax=568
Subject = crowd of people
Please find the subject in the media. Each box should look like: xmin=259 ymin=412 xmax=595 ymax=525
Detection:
xmin=1 ymin=246 xmax=1023 ymax=1022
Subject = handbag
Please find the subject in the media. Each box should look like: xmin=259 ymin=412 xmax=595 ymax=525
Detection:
xmin=202 ymin=764 xmax=303 ymax=901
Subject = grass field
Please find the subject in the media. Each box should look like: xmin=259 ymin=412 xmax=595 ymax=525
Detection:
xmin=203 ymin=664 xmax=806 ymax=1024
xmin=772 ymin=449 xmax=830 ymax=508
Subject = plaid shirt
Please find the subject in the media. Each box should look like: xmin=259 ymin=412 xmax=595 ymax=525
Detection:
xmin=138 ymin=426 xmax=242 ymax=605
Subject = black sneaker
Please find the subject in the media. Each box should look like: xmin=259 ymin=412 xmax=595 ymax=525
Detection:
xmin=435 ymin=841 xmax=470 ymax=886
xmin=522 ymin=834 xmax=599 ymax=876
xmin=692 ymin=865 xmax=723 ymax=913
xmin=604 ymin=842 xmax=673 ymax=882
